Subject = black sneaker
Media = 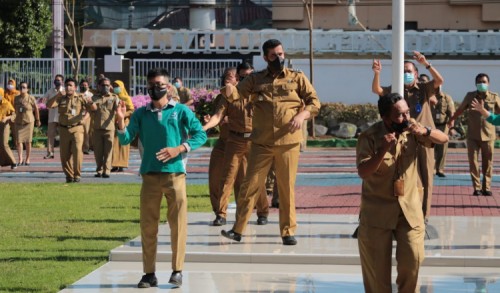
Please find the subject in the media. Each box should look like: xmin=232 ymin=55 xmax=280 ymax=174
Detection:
xmin=66 ymin=177 xmax=73 ymax=183
xmin=436 ymin=172 xmax=446 ymax=178
xmin=257 ymin=216 xmax=268 ymax=225
xmin=137 ymin=273 xmax=157 ymax=288
xmin=282 ymin=235 xmax=297 ymax=246
xmin=482 ymin=190 xmax=493 ymax=196
xmin=221 ymin=229 xmax=241 ymax=242
xmin=73 ymin=177 xmax=81 ymax=183
xmin=102 ymin=174 xmax=110 ymax=178
xmin=473 ymin=190 xmax=482 ymax=196
xmin=168 ymin=271 xmax=182 ymax=287
xmin=212 ymin=215 xmax=226 ymax=226
xmin=94 ymin=173 xmax=102 ymax=178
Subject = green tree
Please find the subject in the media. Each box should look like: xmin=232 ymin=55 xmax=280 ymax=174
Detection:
xmin=0 ymin=0 xmax=52 ymax=57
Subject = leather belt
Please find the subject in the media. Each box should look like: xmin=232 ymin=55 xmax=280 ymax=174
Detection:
xmin=230 ymin=130 xmax=251 ymax=138
xmin=60 ymin=123 xmax=81 ymax=129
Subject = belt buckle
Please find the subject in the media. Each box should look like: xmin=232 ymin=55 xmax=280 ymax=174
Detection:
xmin=244 ymin=133 xmax=251 ymax=138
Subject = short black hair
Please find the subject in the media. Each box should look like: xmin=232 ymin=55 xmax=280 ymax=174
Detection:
xmin=378 ymin=93 xmax=404 ymax=118
xmin=419 ymin=74 xmax=430 ymax=82
xmin=55 ymin=74 xmax=64 ymax=80
xmin=65 ymin=78 xmax=76 ymax=86
xmin=147 ymin=68 xmax=170 ymax=80
xmin=79 ymin=79 xmax=88 ymax=85
xmin=19 ymin=81 xmax=29 ymax=89
xmin=262 ymin=39 xmax=282 ymax=56
xmin=475 ymin=73 xmax=490 ymax=84
xmin=404 ymin=61 xmax=418 ymax=73
xmin=237 ymin=62 xmax=254 ymax=73
xmin=98 ymin=77 xmax=110 ymax=85
xmin=173 ymin=77 xmax=182 ymax=82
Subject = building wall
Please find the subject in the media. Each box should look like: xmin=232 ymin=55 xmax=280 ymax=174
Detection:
xmin=273 ymin=1 xmax=500 ymax=30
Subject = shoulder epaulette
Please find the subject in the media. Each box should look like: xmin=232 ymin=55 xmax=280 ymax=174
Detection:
xmin=289 ymin=68 xmax=303 ymax=73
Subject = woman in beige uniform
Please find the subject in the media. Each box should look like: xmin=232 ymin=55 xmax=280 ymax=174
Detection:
xmin=13 ymin=82 xmax=40 ymax=166
xmin=0 ymin=87 xmax=17 ymax=169
xmin=111 ymin=80 xmax=134 ymax=172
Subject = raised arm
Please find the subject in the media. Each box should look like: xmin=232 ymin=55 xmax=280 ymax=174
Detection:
xmin=371 ymin=59 xmax=384 ymax=96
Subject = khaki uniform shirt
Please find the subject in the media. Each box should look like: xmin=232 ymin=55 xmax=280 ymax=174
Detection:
xmin=458 ymin=91 xmax=500 ymax=141
xmin=14 ymin=95 xmax=36 ymax=125
xmin=432 ymin=92 xmax=455 ymax=125
xmin=91 ymin=93 xmax=119 ymax=130
xmin=167 ymin=85 xmax=180 ymax=102
xmin=178 ymin=87 xmax=192 ymax=104
xmin=357 ymin=121 xmax=431 ymax=229
xmin=224 ymin=67 xmax=320 ymax=145
xmin=215 ymin=94 xmax=252 ymax=134
xmin=212 ymin=94 xmax=229 ymax=140
xmin=383 ymin=81 xmax=436 ymax=128
xmin=47 ymin=93 xmax=90 ymax=127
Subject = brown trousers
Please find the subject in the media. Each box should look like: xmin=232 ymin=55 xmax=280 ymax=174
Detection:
xmin=112 ymin=134 xmax=130 ymax=168
xmin=82 ymin=117 xmax=91 ymax=152
xmin=0 ymin=121 xmax=16 ymax=166
xmin=467 ymin=138 xmax=494 ymax=191
xmin=358 ymin=215 xmax=425 ymax=293
xmin=208 ymin=138 xmax=244 ymax=214
xmin=233 ymin=143 xmax=300 ymax=237
xmin=218 ymin=133 xmax=268 ymax=219
xmin=434 ymin=124 xmax=449 ymax=173
xmin=58 ymin=125 xmax=84 ymax=179
xmin=140 ymin=173 xmax=187 ymax=272
xmin=417 ymin=145 xmax=434 ymax=219
xmin=93 ymin=129 xmax=114 ymax=175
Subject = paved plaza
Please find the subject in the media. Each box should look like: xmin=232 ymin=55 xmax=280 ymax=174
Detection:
xmin=2 ymin=146 xmax=500 ymax=292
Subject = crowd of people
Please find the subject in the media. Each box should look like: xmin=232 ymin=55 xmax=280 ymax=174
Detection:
xmin=1 ymin=38 xmax=500 ymax=291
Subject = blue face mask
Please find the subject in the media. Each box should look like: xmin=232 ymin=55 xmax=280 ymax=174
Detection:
xmin=404 ymin=73 xmax=415 ymax=85
xmin=173 ymin=82 xmax=181 ymax=89
xmin=476 ymin=83 xmax=488 ymax=92
xmin=113 ymin=87 xmax=121 ymax=94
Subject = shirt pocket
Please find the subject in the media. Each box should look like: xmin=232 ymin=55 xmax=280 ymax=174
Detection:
xmin=375 ymin=153 xmax=394 ymax=176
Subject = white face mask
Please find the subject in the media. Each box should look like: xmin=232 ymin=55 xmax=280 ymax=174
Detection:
xmin=7 ymin=84 xmax=14 ymax=90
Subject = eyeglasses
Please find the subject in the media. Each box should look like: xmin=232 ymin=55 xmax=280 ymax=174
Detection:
xmin=147 ymin=82 xmax=168 ymax=88
xmin=21 ymin=86 xmax=28 ymax=89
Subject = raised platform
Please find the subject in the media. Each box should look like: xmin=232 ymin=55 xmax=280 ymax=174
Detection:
xmin=61 ymin=213 xmax=500 ymax=292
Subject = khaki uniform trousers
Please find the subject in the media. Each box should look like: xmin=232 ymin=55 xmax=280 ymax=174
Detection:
xmin=266 ymin=163 xmax=279 ymax=206
xmin=46 ymin=122 xmax=58 ymax=153
xmin=93 ymin=129 xmax=114 ymax=175
xmin=417 ymin=146 xmax=434 ymax=220
xmin=140 ymin=173 xmax=187 ymax=272
xmin=358 ymin=214 xmax=425 ymax=293
xmin=300 ymin=120 xmax=308 ymax=151
xmin=233 ymin=143 xmax=300 ymax=237
xmin=58 ymin=125 xmax=84 ymax=179
xmin=208 ymin=138 xmax=244 ymax=214
xmin=434 ymin=124 xmax=449 ymax=174
xmin=218 ymin=133 xmax=269 ymax=219
xmin=112 ymin=134 xmax=130 ymax=168
xmin=82 ymin=117 xmax=91 ymax=152
xmin=0 ymin=121 xmax=16 ymax=166
xmin=467 ymin=138 xmax=494 ymax=191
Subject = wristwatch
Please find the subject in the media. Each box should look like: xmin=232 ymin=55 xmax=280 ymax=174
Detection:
xmin=426 ymin=63 xmax=432 ymax=70
xmin=424 ymin=126 xmax=432 ymax=136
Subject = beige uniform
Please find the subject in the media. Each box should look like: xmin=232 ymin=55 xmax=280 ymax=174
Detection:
xmin=213 ymin=93 xmax=268 ymax=220
xmin=112 ymin=94 xmax=134 ymax=168
xmin=177 ymin=87 xmax=193 ymax=104
xmin=357 ymin=121 xmax=429 ymax=293
xmin=13 ymin=94 xmax=37 ymax=144
xmin=457 ymin=91 xmax=500 ymax=191
xmin=91 ymin=93 xmax=119 ymax=176
xmin=0 ymin=96 xmax=16 ymax=166
xmin=47 ymin=93 xmax=91 ymax=181
xmin=224 ymin=67 xmax=320 ymax=237
xmin=432 ymin=92 xmax=455 ymax=174
xmin=81 ymin=90 xmax=93 ymax=153
xmin=383 ymin=82 xmax=435 ymax=219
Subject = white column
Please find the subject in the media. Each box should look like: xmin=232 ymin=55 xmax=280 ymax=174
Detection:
xmin=391 ymin=0 xmax=404 ymax=95
xmin=52 ymin=0 xmax=64 ymax=77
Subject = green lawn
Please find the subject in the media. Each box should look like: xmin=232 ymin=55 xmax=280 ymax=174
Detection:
xmin=0 ymin=183 xmax=211 ymax=293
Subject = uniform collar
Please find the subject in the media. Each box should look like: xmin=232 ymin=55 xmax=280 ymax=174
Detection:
xmin=146 ymin=98 xmax=177 ymax=112
xmin=264 ymin=67 xmax=288 ymax=78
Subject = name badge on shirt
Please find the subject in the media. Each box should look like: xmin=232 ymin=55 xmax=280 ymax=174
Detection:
xmin=436 ymin=113 xmax=441 ymax=120
xmin=244 ymin=133 xmax=251 ymax=138
xmin=71 ymin=109 xmax=76 ymax=115
xmin=19 ymin=107 xmax=24 ymax=113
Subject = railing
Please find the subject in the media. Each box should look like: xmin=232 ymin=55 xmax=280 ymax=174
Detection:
xmin=131 ymin=59 xmax=241 ymax=96
xmin=0 ymin=58 xmax=95 ymax=97
xmin=111 ymin=28 xmax=500 ymax=55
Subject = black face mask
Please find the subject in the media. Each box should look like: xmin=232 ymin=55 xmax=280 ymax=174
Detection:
xmin=80 ymin=86 xmax=88 ymax=93
xmin=391 ymin=120 xmax=409 ymax=134
xmin=148 ymin=87 xmax=168 ymax=101
xmin=269 ymin=56 xmax=285 ymax=72
xmin=54 ymin=80 xmax=62 ymax=87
